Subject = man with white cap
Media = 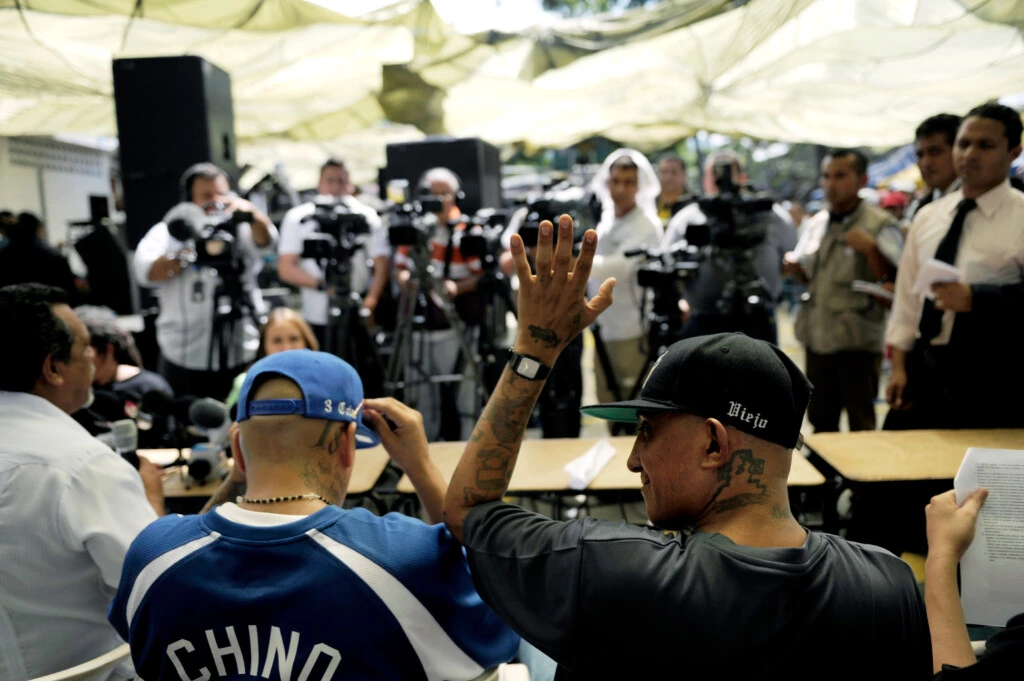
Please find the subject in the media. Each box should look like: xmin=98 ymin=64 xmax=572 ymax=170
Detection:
xmin=109 ymin=349 xmax=518 ymax=681
xmin=587 ymin=149 xmax=663 ymax=415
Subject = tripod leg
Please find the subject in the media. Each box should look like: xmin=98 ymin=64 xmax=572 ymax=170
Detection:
xmin=386 ymin=280 xmax=420 ymax=390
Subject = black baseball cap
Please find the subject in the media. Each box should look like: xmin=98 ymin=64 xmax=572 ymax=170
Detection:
xmin=580 ymin=333 xmax=812 ymax=449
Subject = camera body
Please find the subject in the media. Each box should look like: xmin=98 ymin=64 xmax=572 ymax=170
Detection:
xmin=459 ymin=208 xmax=509 ymax=262
xmin=517 ymin=186 xmax=599 ymax=249
xmin=166 ymin=203 xmax=251 ymax=274
xmin=385 ymin=197 xmax=444 ymax=248
xmin=300 ymin=200 xmax=370 ymax=262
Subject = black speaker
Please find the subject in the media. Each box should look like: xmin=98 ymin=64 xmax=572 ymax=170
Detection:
xmin=113 ymin=56 xmax=237 ymax=248
xmin=383 ymin=137 xmax=502 ymax=216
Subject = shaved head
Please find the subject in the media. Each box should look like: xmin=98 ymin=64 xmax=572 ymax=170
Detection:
xmin=236 ymin=376 xmax=356 ymax=504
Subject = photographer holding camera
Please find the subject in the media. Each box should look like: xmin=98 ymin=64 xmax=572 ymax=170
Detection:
xmin=277 ymin=158 xmax=390 ymax=345
xmin=662 ymin=150 xmax=796 ymax=345
xmin=393 ymin=167 xmax=483 ymax=441
xmin=133 ymin=163 xmax=277 ymax=400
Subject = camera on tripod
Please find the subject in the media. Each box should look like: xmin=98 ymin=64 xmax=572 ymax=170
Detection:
xmin=300 ymin=201 xmax=370 ymax=261
xmin=459 ymin=208 xmax=508 ymax=262
xmin=630 ymin=245 xmax=701 ymax=289
xmin=384 ymin=179 xmax=445 ymax=248
xmin=166 ymin=202 xmax=251 ymax=274
xmin=691 ymin=162 xmax=774 ymax=252
xmin=517 ymin=189 xmax=597 ymax=249
xmin=685 ymin=161 xmax=778 ymax=319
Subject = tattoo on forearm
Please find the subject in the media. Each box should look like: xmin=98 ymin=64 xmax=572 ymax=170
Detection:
xmin=528 ymin=325 xmax=561 ymax=348
xmin=459 ymin=369 xmax=538 ymax=509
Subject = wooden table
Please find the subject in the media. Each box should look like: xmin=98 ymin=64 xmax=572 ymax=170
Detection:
xmin=396 ymin=437 xmax=826 ymax=494
xmin=147 ymin=447 xmax=392 ymax=499
xmin=804 ymin=429 xmax=1024 ymax=482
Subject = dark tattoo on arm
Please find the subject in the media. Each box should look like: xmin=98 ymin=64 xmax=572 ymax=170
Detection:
xmin=200 ymin=479 xmax=247 ymax=514
xmin=527 ymin=325 xmax=561 ymax=348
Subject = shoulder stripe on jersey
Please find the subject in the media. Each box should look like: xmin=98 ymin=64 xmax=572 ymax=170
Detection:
xmin=306 ymin=529 xmax=484 ymax=681
xmin=125 ymin=532 xmax=221 ymax=625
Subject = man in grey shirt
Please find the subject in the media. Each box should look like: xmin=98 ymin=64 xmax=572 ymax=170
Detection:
xmin=663 ymin=150 xmax=796 ymax=344
xmin=442 ymin=216 xmax=931 ymax=680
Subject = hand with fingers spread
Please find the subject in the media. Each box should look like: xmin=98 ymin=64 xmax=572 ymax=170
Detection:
xmin=510 ymin=214 xmax=615 ymax=365
xmin=443 ymin=215 xmax=613 ymax=542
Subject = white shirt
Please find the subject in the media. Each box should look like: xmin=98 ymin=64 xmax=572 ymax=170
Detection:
xmin=133 ymin=218 xmax=277 ymax=370
xmin=0 ymin=392 xmax=158 ymax=681
xmin=887 ymin=179 xmax=1024 ymax=351
xmin=277 ymin=196 xmax=389 ymax=325
xmin=588 ymin=206 xmax=663 ymax=342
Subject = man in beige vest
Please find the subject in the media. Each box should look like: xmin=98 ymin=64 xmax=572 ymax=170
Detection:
xmin=785 ymin=149 xmax=902 ymax=432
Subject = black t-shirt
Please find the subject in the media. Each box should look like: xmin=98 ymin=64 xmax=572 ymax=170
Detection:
xmin=934 ymin=614 xmax=1024 ymax=679
xmin=463 ymin=502 xmax=932 ymax=680
xmin=113 ymin=369 xmax=174 ymax=400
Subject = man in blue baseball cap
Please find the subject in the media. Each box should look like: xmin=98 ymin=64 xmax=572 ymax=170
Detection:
xmin=109 ymin=349 xmax=518 ymax=681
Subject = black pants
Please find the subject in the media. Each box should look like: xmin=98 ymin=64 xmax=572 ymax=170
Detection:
xmin=158 ymin=356 xmax=241 ymax=402
xmin=538 ymin=334 xmax=583 ymax=439
xmin=805 ymin=350 xmax=881 ymax=432
xmin=884 ymin=344 xmax=1024 ymax=430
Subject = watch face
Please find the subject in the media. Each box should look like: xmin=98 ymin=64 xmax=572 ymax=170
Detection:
xmin=518 ymin=357 xmax=540 ymax=379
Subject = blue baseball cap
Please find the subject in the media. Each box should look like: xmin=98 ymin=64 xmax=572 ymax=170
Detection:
xmin=236 ymin=349 xmax=380 ymax=449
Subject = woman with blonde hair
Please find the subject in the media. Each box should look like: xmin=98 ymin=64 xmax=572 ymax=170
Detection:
xmin=225 ymin=308 xmax=319 ymax=407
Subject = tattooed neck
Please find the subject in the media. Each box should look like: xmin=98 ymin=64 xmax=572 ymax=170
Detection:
xmin=701 ymin=448 xmax=773 ymax=518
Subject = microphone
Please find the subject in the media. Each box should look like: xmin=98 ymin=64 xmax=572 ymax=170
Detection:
xmin=187 ymin=398 xmax=231 ymax=485
xmin=111 ymin=419 xmax=139 ymax=469
xmin=163 ymin=202 xmax=207 ymax=242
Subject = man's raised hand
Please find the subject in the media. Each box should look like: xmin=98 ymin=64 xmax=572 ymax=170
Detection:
xmin=510 ymin=215 xmax=614 ymax=365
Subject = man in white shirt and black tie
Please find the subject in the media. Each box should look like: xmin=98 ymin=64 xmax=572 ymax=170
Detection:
xmin=885 ymin=102 xmax=1024 ymax=429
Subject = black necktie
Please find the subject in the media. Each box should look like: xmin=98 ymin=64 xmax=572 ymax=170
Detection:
xmin=918 ymin=198 xmax=977 ymax=343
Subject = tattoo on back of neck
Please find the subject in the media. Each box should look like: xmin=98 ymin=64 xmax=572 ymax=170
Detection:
xmin=709 ymin=448 xmax=770 ymax=514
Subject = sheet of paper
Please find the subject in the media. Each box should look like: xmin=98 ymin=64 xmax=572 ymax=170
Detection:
xmin=851 ymin=280 xmax=894 ymax=301
xmin=564 ymin=438 xmax=616 ymax=490
xmin=954 ymin=447 xmax=1024 ymax=627
xmin=913 ymin=258 xmax=963 ymax=300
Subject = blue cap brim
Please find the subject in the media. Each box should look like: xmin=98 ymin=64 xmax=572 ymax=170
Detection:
xmin=355 ymin=422 xmax=380 ymax=449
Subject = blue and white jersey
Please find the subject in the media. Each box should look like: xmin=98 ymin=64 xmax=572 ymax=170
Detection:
xmin=109 ymin=504 xmax=518 ymax=681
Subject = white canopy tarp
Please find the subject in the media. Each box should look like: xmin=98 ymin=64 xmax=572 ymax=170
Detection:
xmin=2 ymin=0 xmax=1023 ymax=175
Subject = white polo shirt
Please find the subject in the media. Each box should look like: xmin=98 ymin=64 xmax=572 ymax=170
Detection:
xmin=277 ymin=196 xmax=390 ymax=326
xmin=0 ymin=391 xmax=158 ymax=681
xmin=588 ymin=206 xmax=663 ymax=342
xmin=133 ymin=218 xmax=277 ymax=371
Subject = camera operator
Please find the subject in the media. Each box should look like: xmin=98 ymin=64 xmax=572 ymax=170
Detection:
xmin=662 ymin=150 xmax=796 ymax=344
xmin=277 ymin=158 xmax=390 ymax=344
xmin=394 ymin=167 xmax=482 ymax=441
xmin=133 ymin=163 xmax=277 ymax=400
xmin=785 ymin=149 xmax=902 ymax=433
xmin=587 ymin=149 xmax=663 ymax=414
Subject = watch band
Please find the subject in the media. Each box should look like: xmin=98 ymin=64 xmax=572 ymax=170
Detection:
xmin=506 ymin=349 xmax=552 ymax=381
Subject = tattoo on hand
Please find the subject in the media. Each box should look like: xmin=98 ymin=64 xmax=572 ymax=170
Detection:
xmin=528 ymin=325 xmax=561 ymax=349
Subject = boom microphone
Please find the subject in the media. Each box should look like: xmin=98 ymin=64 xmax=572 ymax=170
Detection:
xmin=163 ymin=202 xmax=207 ymax=242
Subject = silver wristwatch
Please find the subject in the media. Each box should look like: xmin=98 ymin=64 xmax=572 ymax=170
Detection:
xmin=506 ymin=349 xmax=552 ymax=381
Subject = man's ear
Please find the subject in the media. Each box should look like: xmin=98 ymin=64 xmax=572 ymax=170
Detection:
xmin=233 ymin=425 xmax=247 ymax=476
xmin=338 ymin=421 xmax=357 ymax=470
xmin=858 ymin=173 xmax=869 ymax=190
xmin=699 ymin=418 xmax=731 ymax=470
xmin=39 ymin=353 xmax=64 ymax=388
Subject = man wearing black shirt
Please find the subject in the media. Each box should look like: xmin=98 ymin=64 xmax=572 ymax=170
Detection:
xmin=442 ymin=216 xmax=931 ymax=680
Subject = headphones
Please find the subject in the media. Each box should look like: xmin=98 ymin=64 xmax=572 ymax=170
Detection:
xmin=179 ymin=163 xmax=228 ymax=203
xmin=416 ymin=167 xmax=465 ymax=208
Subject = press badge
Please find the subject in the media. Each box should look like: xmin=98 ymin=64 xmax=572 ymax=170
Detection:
xmin=192 ymin=279 xmax=205 ymax=303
